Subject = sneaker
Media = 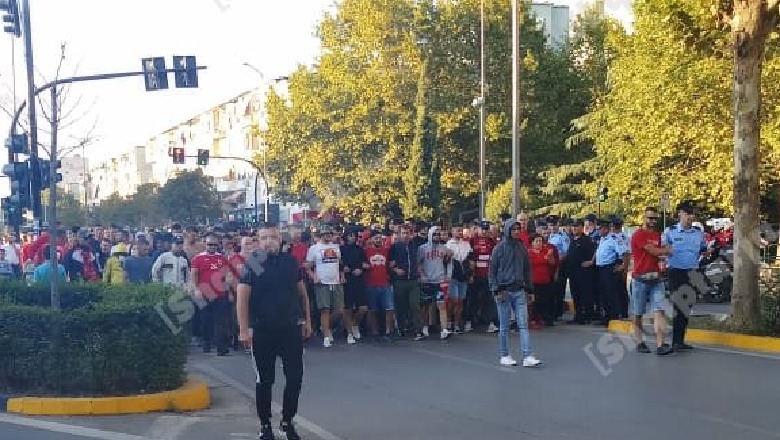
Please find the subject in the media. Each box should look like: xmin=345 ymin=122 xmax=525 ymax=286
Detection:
xmin=636 ymin=342 xmax=651 ymax=354
xmin=257 ymin=423 xmax=275 ymax=440
xmin=279 ymin=420 xmax=300 ymax=440
xmin=464 ymin=322 xmax=473 ymax=333
xmin=352 ymin=326 xmax=361 ymax=340
xmin=656 ymin=344 xmax=673 ymax=356
xmin=486 ymin=323 xmax=499 ymax=333
xmin=673 ymin=342 xmax=695 ymax=351
xmin=422 ymin=326 xmax=430 ymax=338
xmin=347 ymin=334 xmax=356 ymax=345
xmin=323 ymin=336 xmax=333 ymax=348
xmin=522 ymin=355 xmax=542 ymax=367
xmin=440 ymin=329 xmax=452 ymax=340
xmin=499 ymin=356 xmax=518 ymax=366
xmin=413 ymin=333 xmax=426 ymax=341
xmin=453 ymin=326 xmax=463 ymax=335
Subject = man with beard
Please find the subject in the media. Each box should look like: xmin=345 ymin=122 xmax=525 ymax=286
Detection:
xmin=418 ymin=226 xmax=454 ymax=340
xmin=152 ymin=237 xmax=190 ymax=287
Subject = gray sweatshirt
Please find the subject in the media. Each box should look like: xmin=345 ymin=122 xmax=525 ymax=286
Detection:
xmin=417 ymin=226 xmax=449 ymax=284
xmin=488 ymin=220 xmax=532 ymax=293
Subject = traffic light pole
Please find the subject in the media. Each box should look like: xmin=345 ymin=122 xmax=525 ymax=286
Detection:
xmin=20 ymin=0 xmax=41 ymax=221
xmin=48 ymin=84 xmax=59 ymax=309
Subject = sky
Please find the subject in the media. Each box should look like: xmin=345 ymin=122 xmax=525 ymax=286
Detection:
xmin=0 ymin=0 xmax=632 ymax=195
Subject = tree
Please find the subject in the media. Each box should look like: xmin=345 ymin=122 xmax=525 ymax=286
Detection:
xmin=723 ymin=0 xmax=780 ymax=328
xmin=41 ymin=189 xmax=85 ymax=228
xmin=157 ymin=169 xmax=221 ymax=225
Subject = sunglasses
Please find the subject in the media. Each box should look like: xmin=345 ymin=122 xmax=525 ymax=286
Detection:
xmin=647 ymin=216 xmax=658 ymax=220
xmin=206 ymin=243 xmax=219 ymax=246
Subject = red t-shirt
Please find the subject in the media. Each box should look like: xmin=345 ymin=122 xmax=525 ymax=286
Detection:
xmin=290 ymin=243 xmax=309 ymax=266
xmin=631 ymin=228 xmax=661 ymax=277
xmin=192 ymin=252 xmax=229 ymax=299
xmin=227 ymin=254 xmax=245 ymax=279
xmin=470 ymin=237 xmax=494 ymax=279
xmin=364 ymin=246 xmax=390 ymax=287
xmin=529 ymin=246 xmax=555 ymax=285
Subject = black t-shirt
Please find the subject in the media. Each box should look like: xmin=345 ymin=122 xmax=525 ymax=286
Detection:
xmin=239 ymin=250 xmax=302 ymax=328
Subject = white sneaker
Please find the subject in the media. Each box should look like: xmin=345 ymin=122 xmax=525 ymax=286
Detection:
xmin=422 ymin=326 xmax=430 ymax=338
xmin=440 ymin=329 xmax=452 ymax=340
xmin=323 ymin=337 xmax=333 ymax=348
xmin=487 ymin=323 xmax=499 ymax=333
xmin=500 ymin=356 xmax=518 ymax=366
xmin=347 ymin=334 xmax=356 ymax=345
xmin=351 ymin=326 xmax=361 ymax=340
xmin=464 ymin=322 xmax=473 ymax=333
xmin=522 ymin=355 xmax=542 ymax=367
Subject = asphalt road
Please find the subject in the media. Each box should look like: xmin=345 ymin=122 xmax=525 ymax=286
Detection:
xmin=3 ymin=324 xmax=779 ymax=440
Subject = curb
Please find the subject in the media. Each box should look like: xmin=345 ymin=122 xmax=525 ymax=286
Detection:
xmin=2 ymin=375 xmax=209 ymax=416
xmin=608 ymin=320 xmax=780 ymax=354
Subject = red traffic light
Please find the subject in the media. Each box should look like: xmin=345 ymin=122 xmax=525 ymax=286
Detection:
xmin=172 ymin=147 xmax=185 ymax=164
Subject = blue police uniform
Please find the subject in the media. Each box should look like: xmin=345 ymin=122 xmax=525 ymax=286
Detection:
xmin=594 ymin=233 xmax=629 ymax=323
xmin=663 ymin=224 xmax=707 ymax=347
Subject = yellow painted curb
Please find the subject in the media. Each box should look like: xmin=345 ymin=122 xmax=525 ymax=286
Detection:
xmin=608 ymin=320 xmax=780 ymax=354
xmin=6 ymin=375 xmax=210 ymax=416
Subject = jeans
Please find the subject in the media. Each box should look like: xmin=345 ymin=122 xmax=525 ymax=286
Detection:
xmin=495 ymin=290 xmax=532 ymax=358
xmin=252 ymin=325 xmax=304 ymax=424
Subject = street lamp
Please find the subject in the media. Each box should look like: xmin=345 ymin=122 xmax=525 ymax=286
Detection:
xmin=241 ymin=62 xmax=288 ymax=223
xmin=475 ymin=0 xmax=487 ymax=220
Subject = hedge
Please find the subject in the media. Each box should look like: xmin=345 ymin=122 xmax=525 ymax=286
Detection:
xmin=0 ymin=282 xmax=189 ymax=397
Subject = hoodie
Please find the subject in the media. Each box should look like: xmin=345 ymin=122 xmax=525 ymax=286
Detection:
xmin=488 ymin=220 xmax=532 ymax=293
xmin=417 ymin=226 xmax=449 ymax=284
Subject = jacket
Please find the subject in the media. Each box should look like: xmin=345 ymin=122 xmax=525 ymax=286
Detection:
xmin=389 ymin=239 xmax=419 ymax=281
xmin=103 ymin=256 xmax=125 ymax=284
xmin=152 ymin=251 xmax=190 ymax=286
xmin=488 ymin=220 xmax=532 ymax=293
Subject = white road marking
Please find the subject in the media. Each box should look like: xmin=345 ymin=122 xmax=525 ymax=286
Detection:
xmin=192 ymin=363 xmax=346 ymax=440
xmin=0 ymin=413 xmax=150 ymax=440
xmin=412 ymin=348 xmax=518 ymax=373
xmin=146 ymin=415 xmax=201 ymax=439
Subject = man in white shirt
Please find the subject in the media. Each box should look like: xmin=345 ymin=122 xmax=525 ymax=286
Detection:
xmin=446 ymin=226 xmax=472 ymax=333
xmin=305 ymin=226 xmax=344 ymax=348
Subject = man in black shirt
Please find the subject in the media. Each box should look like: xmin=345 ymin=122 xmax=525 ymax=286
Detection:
xmin=237 ymin=223 xmax=312 ymax=440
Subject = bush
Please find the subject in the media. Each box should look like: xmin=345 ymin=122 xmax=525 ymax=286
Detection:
xmin=0 ymin=282 xmax=189 ymax=397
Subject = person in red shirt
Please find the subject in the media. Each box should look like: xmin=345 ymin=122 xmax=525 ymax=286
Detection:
xmin=191 ymin=233 xmax=231 ymax=355
xmin=528 ymin=234 xmax=558 ymax=326
xmin=364 ymin=232 xmax=395 ymax=338
xmin=469 ymin=222 xmax=497 ymax=333
xmin=630 ymin=207 xmax=673 ymax=356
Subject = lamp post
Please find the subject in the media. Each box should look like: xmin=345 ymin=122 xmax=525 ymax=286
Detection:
xmin=511 ymin=0 xmax=521 ymax=216
xmin=477 ymin=0 xmax=487 ymax=220
xmin=241 ymin=62 xmax=288 ymax=223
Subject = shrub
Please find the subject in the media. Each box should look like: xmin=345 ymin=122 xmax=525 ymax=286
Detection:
xmin=0 ymin=282 xmax=189 ymax=397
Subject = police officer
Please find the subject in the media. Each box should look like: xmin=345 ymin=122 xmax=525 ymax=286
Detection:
xmin=663 ymin=202 xmax=708 ymax=351
xmin=594 ymin=219 xmax=630 ymax=326
xmin=565 ymin=219 xmax=596 ymax=324
xmin=237 ymin=223 xmax=312 ymax=440
xmin=548 ymin=217 xmax=570 ymax=318
xmin=610 ymin=217 xmax=630 ymax=318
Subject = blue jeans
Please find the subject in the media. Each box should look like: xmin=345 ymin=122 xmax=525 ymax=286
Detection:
xmin=495 ymin=290 xmax=532 ymax=358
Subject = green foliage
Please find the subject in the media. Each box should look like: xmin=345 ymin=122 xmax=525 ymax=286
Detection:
xmin=158 ymin=169 xmax=221 ymax=224
xmin=41 ymin=189 xmax=86 ymax=229
xmin=93 ymin=183 xmax=166 ymax=227
xmin=0 ymin=282 xmax=188 ymax=396
xmin=262 ymin=0 xmax=589 ymax=221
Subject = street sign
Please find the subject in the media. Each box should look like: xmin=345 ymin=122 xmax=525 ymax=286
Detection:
xmin=660 ymin=192 xmax=671 ymax=212
xmin=142 ymin=57 xmax=169 ymax=91
xmin=173 ymin=55 xmax=199 ymax=88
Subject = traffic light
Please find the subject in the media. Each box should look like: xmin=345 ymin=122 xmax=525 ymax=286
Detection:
xmin=172 ymin=147 xmax=185 ymax=164
xmin=0 ymin=0 xmax=21 ymax=38
xmin=39 ymin=159 xmax=62 ymax=188
xmin=4 ymin=133 xmax=28 ymax=154
xmin=599 ymin=186 xmax=609 ymax=202
xmin=196 ymin=149 xmax=209 ymax=166
xmin=2 ymin=197 xmax=22 ymax=227
xmin=3 ymin=160 xmax=30 ymax=210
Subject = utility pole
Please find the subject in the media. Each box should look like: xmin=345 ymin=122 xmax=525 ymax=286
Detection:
xmin=510 ymin=0 xmax=521 ymax=216
xmin=20 ymin=0 xmax=41 ymax=222
xmin=49 ymin=85 xmax=59 ymax=309
xmin=478 ymin=0 xmax=486 ymax=220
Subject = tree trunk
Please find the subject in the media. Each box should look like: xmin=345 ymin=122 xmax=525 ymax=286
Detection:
xmin=730 ymin=2 xmax=774 ymax=329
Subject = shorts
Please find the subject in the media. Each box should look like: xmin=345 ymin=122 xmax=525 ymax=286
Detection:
xmin=421 ymin=283 xmax=446 ymax=304
xmin=630 ymin=278 xmax=666 ymax=316
xmin=448 ymin=280 xmax=468 ymax=301
xmin=367 ymin=286 xmax=394 ymax=311
xmin=344 ymin=280 xmax=369 ymax=309
xmin=315 ymin=284 xmax=345 ymax=311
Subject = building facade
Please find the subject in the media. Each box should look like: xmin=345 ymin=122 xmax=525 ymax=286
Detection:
xmin=88 ymin=145 xmax=152 ymax=204
xmin=530 ymin=2 xmax=570 ymax=49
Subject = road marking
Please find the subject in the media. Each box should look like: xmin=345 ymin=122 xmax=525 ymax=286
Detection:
xmin=412 ymin=348 xmax=517 ymax=373
xmin=0 ymin=413 xmax=150 ymax=440
xmin=146 ymin=415 xmax=201 ymax=439
xmin=192 ymin=363 xmax=346 ymax=440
